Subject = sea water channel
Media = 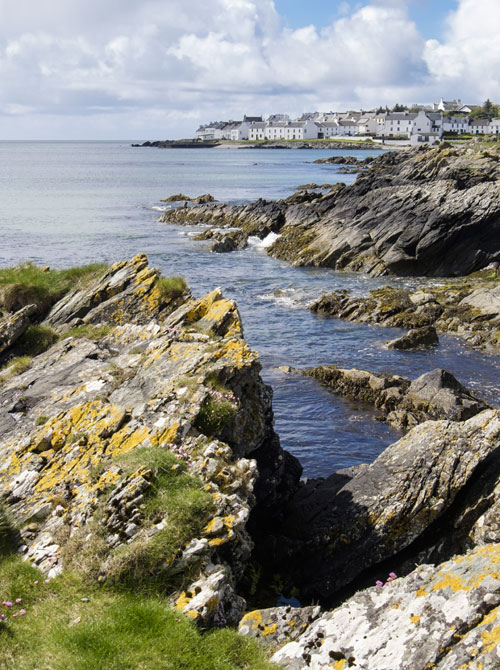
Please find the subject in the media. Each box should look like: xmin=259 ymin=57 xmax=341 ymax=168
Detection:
xmin=1 ymin=141 xmax=499 ymax=477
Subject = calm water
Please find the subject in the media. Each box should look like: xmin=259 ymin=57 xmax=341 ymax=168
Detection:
xmin=1 ymin=141 xmax=499 ymax=476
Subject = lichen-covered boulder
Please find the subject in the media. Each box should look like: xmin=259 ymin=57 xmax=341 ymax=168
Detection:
xmin=44 ymin=253 xmax=187 ymax=327
xmin=0 ymin=256 xmax=298 ymax=627
xmin=272 ymin=544 xmax=500 ymax=669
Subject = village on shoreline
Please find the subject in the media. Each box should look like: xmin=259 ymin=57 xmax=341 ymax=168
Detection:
xmin=195 ymin=97 xmax=500 ymax=147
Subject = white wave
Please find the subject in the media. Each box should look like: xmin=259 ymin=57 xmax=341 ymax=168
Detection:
xmin=258 ymin=286 xmax=310 ymax=310
xmin=248 ymin=232 xmax=281 ymax=249
xmin=151 ymin=205 xmax=170 ymax=212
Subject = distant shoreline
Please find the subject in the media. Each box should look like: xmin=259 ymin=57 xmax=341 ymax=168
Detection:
xmin=132 ymin=138 xmax=392 ymax=151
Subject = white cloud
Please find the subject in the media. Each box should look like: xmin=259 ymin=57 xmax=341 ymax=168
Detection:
xmin=0 ymin=0 xmax=498 ymax=138
xmin=424 ymin=0 xmax=500 ymax=103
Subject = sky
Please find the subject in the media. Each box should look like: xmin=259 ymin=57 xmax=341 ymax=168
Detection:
xmin=0 ymin=0 xmax=499 ymax=140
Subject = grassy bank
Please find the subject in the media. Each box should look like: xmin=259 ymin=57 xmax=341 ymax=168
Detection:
xmin=0 ymin=555 xmax=276 ymax=670
xmin=0 ymin=262 xmax=107 ymax=316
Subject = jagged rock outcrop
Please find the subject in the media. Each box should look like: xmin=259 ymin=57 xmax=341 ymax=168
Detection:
xmin=193 ymin=228 xmax=249 ymax=253
xmin=255 ymin=410 xmax=500 ymax=607
xmin=0 ymin=304 xmax=37 ymax=356
xmin=44 ymin=254 xmax=185 ymax=328
xmin=0 ymin=255 xmax=299 ymax=627
xmin=306 ymin=366 xmax=489 ymax=431
xmin=311 ymin=273 xmax=500 ymax=353
xmin=272 ymin=543 xmax=500 ymax=669
xmin=160 ymin=144 xmax=500 ymax=277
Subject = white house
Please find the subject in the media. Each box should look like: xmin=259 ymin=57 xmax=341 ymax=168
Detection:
xmin=490 ymin=119 xmax=500 ymax=135
xmin=383 ymin=112 xmax=416 ymax=137
xmin=442 ymin=116 xmax=470 ymax=134
xmin=410 ymin=132 xmax=441 ymax=146
xmin=264 ymin=119 xmax=319 ymax=140
xmin=434 ymin=98 xmax=473 ymax=114
xmin=470 ymin=119 xmax=493 ymax=134
xmin=248 ymin=122 xmax=267 ymax=141
xmin=230 ymin=121 xmax=251 ymax=141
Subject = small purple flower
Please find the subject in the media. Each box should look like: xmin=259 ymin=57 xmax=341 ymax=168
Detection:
xmin=15 ymin=598 xmax=21 ymax=604
xmin=19 ymin=609 xmax=26 ymax=616
xmin=4 ymin=602 xmax=12 ymax=608
xmin=389 ymin=572 xmax=397 ymax=580
xmin=375 ymin=580 xmax=383 ymax=587
xmin=12 ymin=613 xmax=18 ymax=618
xmin=0 ymin=614 xmax=6 ymax=621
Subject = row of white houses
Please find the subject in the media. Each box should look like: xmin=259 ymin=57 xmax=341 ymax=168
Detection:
xmin=196 ymin=110 xmax=500 ymax=145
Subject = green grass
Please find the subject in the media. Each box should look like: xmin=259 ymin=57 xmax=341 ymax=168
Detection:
xmin=0 ymin=555 xmax=276 ymax=670
xmin=0 ymin=504 xmax=16 ymax=554
xmin=0 ymin=262 xmax=107 ymax=316
xmin=61 ymin=324 xmax=113 ymax=341
xmin=156 ymin=276 xmax=188 ymax=301
xmin=194 ymin=380 xmax=239 ymax=437
xmin=63 ymin=447 xmax=215 ymax=595
xmin=1 ymin=355 xmax=33 ymax=380
xmin=15 ymin=324 xmax=59 ymax=356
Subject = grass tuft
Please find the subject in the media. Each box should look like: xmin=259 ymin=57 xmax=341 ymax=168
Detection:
xmin=156 ymin=276 xmax=188 ymax=301
xmin=61 ymin=324 xmax=113 ymax=341
xmin=0 ymin=262 xmax=107 ymax=316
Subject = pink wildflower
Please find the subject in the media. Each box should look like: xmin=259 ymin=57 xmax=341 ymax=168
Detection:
xmin=375 ymin=580 xmax=383 ymax=587
xmin=389 ymin=572 xmax=397 ymax=580
xmin=4 ymin=602 xmax=12 ymax=607
xmin=15 ymin=598 xmax=21 ymax=604
xmin=19 ymin=609 xmax=26 ymax=616
xmin=12 ymin=613 xmax=18 ymax=618
xmin=34 ymin=580 xmax=39 ymax=585
xmin=0 ymin=614 xmax=6 ymax=621
xmin=44 ymin=579 xmax=50 ymax=584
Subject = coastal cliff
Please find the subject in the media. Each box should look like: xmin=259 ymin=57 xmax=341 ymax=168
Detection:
xmin=2 ymin=256 xmax=500 ymax=668
xmin=159 ymin=143 xmax=500 ymax=277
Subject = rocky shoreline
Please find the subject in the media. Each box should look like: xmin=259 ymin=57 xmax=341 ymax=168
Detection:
xmin=1 ymin=255 xmax=500 ymax=667
xmin=159 ymin=143 xmax=500 ymax=278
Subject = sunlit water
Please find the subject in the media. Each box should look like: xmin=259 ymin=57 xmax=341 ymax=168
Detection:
xmin=1 ymin=141 xmax=499 ymax=476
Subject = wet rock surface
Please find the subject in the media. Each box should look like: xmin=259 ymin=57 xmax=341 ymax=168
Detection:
xmin=387 ymin=324 xmax=439 ymax=350
xmin=311 ymin=273 xmax=500 ymax=353
xmin=306 ymin=365 xmax=489 ymax=431
xmin=193 ymin=228 xmax=249 ymax=253
xmin=160 ymin=144 xmax=500 ymax=277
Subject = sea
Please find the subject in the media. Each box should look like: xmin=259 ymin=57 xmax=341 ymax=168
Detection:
xmin=1 ymin=140 xmax=499 ymax=477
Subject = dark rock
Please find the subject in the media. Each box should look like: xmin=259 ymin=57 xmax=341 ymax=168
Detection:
xmin=161 ymin=144 xmax=500 ymax=277
xmin=387 ymin=325 xmax=439 ymax=349
xmin=306 ymin=365 xmax=489 ymax=431
xmin=194 ymin=229 xmax=249 ymax=253
xmin=313 ymin=156 xmax=360 ymax=165
xmin=260 ymin=410 xmax=500 ymax=605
